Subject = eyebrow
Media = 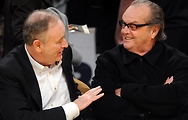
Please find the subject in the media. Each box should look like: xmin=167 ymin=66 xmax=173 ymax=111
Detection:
xmin=57 ymin=36 xmax=64 ymax=42
xmin=125 ymin=21 xmax=140 ymax=24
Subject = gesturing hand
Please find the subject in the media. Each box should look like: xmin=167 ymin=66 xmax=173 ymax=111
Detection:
xmin=74 ymin=86 xmax=104 ymax=111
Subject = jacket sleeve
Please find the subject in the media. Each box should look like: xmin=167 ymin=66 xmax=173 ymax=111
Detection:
xmin=91 ymin=54 xmax=140 ymax=120
xmin=120 ymin=58 xmax=188 ymax=117
xmin=91 ymin=50 xmax=188 ymax=119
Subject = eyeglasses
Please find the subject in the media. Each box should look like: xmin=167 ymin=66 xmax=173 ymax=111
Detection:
xmin=119 ymin=20 xmax=151 ymax=31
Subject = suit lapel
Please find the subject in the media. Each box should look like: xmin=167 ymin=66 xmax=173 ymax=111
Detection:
xmin=17 ymin=45 xmax=79 ymax=110
xmin=62 ymin=46 xmax=79 ymax=101
xmin=62 ymin=62 xmax=78 ymax=101
xmin=17 ymin=45 xmax=42 ymax=110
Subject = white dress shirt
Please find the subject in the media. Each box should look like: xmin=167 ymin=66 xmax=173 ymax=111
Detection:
xmin=25 ymin=45 xmax=79 ymax=120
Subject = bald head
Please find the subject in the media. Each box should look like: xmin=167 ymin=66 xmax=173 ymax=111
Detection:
xmin=23 ymin=9 xmax=62 ymax=45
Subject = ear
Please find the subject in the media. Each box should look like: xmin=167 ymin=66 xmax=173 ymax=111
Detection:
xmin=33 ymin=40 xmax=42 ymax=52
xmin=151 ymin=26 xmax=160 ymax=39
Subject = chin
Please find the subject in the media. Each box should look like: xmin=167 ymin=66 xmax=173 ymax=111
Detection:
xmin=56 ymin=58 xmax=62 ymax=62
xmin=57 ymin=53 xmax=62 ymax=57
xmin=123 ymin=43 xmax=130 ymax=48
xmin=123 ymin=44 xmax=132 ymax=50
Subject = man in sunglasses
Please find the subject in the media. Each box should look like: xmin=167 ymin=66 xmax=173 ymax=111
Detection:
xmin=91 ymin=0 xmax=188 ymax=119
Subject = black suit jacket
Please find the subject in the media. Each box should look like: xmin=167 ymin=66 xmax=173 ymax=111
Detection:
xmin=2 ymin=0 xmax=52 ymax=56
xmin=0 ymin=45 xmax=84 ymax=120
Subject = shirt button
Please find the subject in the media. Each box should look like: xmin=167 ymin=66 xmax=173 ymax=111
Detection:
xmin=54 ymin=87 xmax=57 ymax=90
xmin=140 ymin=113 xmax=145 ymax=117
xmin=51 ymin=104 xmax=53 ymax=107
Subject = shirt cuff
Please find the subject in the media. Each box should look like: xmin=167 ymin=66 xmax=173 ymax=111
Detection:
xmin=62 ymin=102 xmax=80 ymax=120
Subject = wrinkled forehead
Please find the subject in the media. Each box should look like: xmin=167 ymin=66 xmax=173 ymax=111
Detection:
xmin=49 ymin=19 xmax=65 ymax=33
xmin=122 ymin=4 xmax=151 ymax=23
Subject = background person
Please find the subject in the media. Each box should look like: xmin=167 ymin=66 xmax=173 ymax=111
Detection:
xmin=150 ymin=0 xmax=188 ymax=55
xmin=2 ymin=0 xmax=52 ymax=56
xmin=66 ymin=0 xmax=121 ymax=54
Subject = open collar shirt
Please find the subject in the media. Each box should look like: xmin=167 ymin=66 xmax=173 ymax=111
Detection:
xmin=25 ymin=45 xmax=79 ymax=120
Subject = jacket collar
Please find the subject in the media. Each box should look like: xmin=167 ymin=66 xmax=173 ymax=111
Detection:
xmin=122 ymin=42 xmax=164 ymax=66
xmin=18 ymin=45 xmax=78 ymax=109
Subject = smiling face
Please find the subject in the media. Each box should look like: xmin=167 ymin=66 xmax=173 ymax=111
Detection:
xmin=38 ymin=19 xmax=68 ymax=66
xmin=121 ymin=4 xmax=159 ymax=55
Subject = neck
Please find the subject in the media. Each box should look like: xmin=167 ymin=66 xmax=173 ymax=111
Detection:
xmin=131 ymin=41 xmax=156 ymax=56
xmin=26 ymin=44 xmax=42 ymax=64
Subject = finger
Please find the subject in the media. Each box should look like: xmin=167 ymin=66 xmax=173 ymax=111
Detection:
xmin=90 ymin=86 xmax=102 ymax=91
xmin=85 ymin=86 xmax=102 ymax=94
xmin=164 ymin=76 xmax=174 ymax=85
xmin=93 ymin=87 xmax=103 ymax=94
xmin=169 ymin=76 xmax=174 ymax=82
xmin=93 ymin=93 xmax=104 ymax=101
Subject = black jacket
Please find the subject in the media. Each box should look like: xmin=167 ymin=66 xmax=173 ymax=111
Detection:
xmin=0 ymin=45 xmax=92 ymax=120
xmin=92 ymin=42 xmax=188 ymax=120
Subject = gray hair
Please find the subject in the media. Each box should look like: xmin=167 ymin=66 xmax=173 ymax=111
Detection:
xmin=131 ymin=0 xmax=166 ymax=41
xmin=23 ymin=9 xmax=61 ymax=45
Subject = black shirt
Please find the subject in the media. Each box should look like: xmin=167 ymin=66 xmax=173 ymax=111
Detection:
xmin=92 ymin=41 xmax=188 ymax=120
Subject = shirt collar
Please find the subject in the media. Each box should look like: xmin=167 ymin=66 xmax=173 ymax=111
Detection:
xmin=24 ymin=44 xmax=62 ymax=73
xmin=122 ymin=42 xmax=163 ymax=66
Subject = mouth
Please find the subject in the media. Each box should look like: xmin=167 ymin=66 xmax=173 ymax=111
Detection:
xmin=58 ymin=51 xmax=63 ymax=56
xmin=124 ymin=37 xmax=133 ymax=40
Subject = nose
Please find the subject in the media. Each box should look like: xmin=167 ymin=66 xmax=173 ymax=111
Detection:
xmin=61 ymin=38 xmax=68 ymax=48
xmin=121 ymin=26 xmax=130 ymax=34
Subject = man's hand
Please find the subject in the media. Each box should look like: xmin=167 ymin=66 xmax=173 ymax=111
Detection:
xmin=164 ymin=76 xmax=174 ymax=85
xmin=115 ymin=76 xmax=174 ymax=97
xmin=74 ymin=86 xmax=104 ymax=111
